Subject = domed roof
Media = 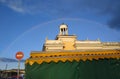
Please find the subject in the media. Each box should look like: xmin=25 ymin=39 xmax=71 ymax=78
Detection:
xmin=59 ymin=23 xmax=68 ymax=28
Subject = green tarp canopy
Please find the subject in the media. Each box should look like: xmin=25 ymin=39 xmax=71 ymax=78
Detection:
xmin=25 ymin=58 xmax=120 ymax=79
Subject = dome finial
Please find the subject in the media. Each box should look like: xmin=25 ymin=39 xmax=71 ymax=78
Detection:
xmin=59 ymin=23 xmax=68 ymax=35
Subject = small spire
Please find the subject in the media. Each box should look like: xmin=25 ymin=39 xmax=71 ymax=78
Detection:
xmin=45 ymin=37 xmax=48 ymax=41
xmin=86 ymin=37 xmax=89 ymax=41
xmin=97 ymin=38 xmax=100 ymax=41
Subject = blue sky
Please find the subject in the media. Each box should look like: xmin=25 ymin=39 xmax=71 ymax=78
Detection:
xmin=0 ymin=0 xmax=120 ymax=60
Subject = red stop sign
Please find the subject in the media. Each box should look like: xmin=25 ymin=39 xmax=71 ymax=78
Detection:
xmin=16 ymin=51 xmax=24 ymax=60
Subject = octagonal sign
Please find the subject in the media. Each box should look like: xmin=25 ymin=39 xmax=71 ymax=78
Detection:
xmin=15 ymin=51 xmax=24 ymax=60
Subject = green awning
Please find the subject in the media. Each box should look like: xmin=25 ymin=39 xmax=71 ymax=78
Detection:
xmin=25 ymin=58 xmax=120 ymax=79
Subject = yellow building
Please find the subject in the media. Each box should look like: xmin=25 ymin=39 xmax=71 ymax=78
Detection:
xmin=25 ymin=24 xmax=120 ymax=79
xmin=43 ymin=24 xmax=120 ymax=51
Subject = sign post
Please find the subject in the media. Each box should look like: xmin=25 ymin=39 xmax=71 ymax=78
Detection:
xmin=15 ymin=51 xmax=24 ymax=79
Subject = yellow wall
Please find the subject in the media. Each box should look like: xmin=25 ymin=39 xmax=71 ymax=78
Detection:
xmin=63 ymin=41 xmax=75 ymax=50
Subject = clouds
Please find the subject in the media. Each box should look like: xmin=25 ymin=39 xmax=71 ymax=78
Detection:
xmin=82 ymin=0 xmax=120 ymax=30
xmin=0 ymin=0 xmax=25 ymax=13
xmin=0 ymin=0 xmax=77 ymax=14
xmin=0 ymin=0 xmax=120 ymax=30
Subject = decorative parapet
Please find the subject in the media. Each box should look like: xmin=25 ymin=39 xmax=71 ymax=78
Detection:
xmin=25 ymin=49 xmax=120 ymax=65
xmin=102 ymin=42 xmax=120 ymax=46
